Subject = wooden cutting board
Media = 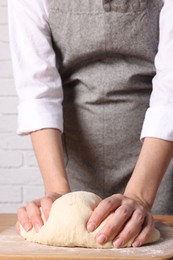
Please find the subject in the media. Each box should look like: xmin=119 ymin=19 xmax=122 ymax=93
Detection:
xmin=0 ymin=215 xmax=173 ymax=260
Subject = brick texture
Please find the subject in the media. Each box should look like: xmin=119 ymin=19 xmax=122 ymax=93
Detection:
xmin=0 ymin=0 xmax=44 ymax=213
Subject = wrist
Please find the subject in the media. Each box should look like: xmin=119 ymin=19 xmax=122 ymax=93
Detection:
xmin=124 ymin=174 xmax=157 ymax=210
xmin=31 ymin=128 xmax=71 ymax=196
xmin=123 ymin=190 xmax=152 ymax=210
xmin=45 ymin=177 xmax=71 ymax=196
xmin=45 ymin=190 xmax=70 ymax=198
xmin=124 ymin=138 xmax=173 ymax=210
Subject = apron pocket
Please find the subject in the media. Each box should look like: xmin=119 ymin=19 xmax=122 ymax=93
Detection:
xmin=110 ymin=0 xmax=147 ymax=13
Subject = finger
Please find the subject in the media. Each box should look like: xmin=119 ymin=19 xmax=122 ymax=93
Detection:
xmin=132 ymin=213 xmax=154 ymax=247
xmin=40 ymin=197 xmax=53 ymax=221
xmin=41 ymin=193 xmax=61 ymax=220
xmin=17 ymin=207 xmax=33 ymax=232
xmin=96 ymin=205 xmax=134 ymax=245
xmin=16 ymin=221 xmax=20 ymax=234
xmin=112 ymin=209 xmax=145 ymax=248
xmin=87 ymin=194 xmax=122 ymax=232
xmin=26 ymin=201 xmax=43 ymax=233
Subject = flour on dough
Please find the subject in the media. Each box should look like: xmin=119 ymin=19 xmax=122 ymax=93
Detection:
xmin=20 ymin=191 xmax=160 ymax=248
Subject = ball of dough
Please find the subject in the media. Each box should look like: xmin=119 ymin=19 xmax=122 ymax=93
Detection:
xmin=20 ymin=191 xmax=160 ymax=248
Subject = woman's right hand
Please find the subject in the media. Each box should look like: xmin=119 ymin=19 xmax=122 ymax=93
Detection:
xmin=16 ymin=192 xmax=61 ymax=234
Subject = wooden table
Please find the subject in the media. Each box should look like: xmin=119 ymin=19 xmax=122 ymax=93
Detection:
xmin=154 ymin=215 xmax=173 ymax=227
xmin=0 ymin=214 xmax=173 ymax=260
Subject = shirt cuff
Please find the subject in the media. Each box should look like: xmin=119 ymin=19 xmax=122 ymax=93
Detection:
xmin=17 ymin=99 xmax=63 ymax=135
xmin=141 ymin=107 xmax=173 ymax=141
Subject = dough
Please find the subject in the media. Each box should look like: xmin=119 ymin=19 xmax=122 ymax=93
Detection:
xmin=20 ymin=191 xmax=160 ymax=248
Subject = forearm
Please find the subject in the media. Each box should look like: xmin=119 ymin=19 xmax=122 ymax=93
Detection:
xmin=124 ymin=137 xmax=173 ymax=209
xmin=31 ymin=128 xmax=71 ymax=195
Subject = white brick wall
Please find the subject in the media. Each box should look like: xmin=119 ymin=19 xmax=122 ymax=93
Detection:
xmin=0 ymin=0 xmax=44 ymax=213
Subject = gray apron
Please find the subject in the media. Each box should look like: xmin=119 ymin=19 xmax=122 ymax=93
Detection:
xmin=48 ymin=0 xmax=173 ymax=214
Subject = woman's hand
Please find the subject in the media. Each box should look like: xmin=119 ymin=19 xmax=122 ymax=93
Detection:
xmin=16 ymin=192 xmax=61 ymax=234
xmin=87 ymin=194 xmax=154 ymax=248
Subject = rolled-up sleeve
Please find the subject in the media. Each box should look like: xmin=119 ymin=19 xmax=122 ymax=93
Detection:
xmin=8 ymin=0 xmax=63 ymax=135
xmin=141 ymin=0 xmax=173 ymax=141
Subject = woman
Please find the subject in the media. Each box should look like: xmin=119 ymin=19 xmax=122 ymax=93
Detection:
xmin=8 ymin=0 xmax=173 ymax=248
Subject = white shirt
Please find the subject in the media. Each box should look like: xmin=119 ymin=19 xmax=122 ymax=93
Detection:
xmin=8 ymin=0 xmax=173 ymax=141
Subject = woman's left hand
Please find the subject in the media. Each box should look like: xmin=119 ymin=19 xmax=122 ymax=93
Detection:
xmin=87 ymin=194 xmax=154 ymax=248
